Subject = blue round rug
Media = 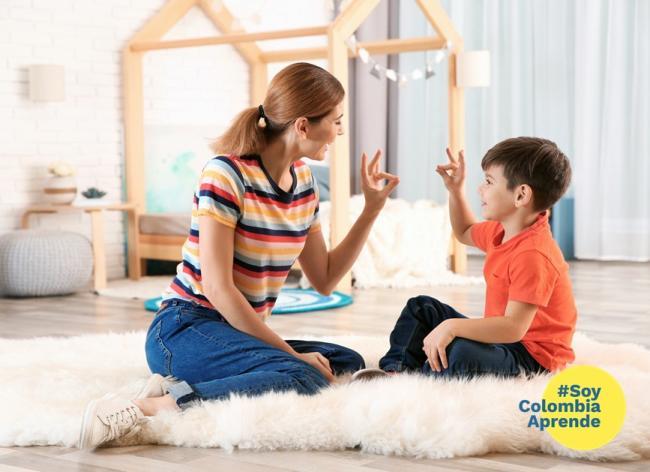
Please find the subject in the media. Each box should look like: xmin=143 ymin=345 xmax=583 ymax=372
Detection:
xmin=144 ymin=288 xmax=353 ymax=314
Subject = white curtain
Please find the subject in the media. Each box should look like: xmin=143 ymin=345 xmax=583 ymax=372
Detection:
xmin=395 ymin=0 xmax=650 ymax=261
xmin=573 ymin=0 xmax=650 ymax=261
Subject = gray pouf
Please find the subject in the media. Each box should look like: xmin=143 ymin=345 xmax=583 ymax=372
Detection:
xmin=0 ymin=230 xmax=93 ymax=297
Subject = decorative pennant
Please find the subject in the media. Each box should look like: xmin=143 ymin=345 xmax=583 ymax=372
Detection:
xmin=358 ymin=47 xmax=370 ymax=64
xmin=425 ymin=63 xmax=436 ymax=79
xmin=345 ymin=34 xmax=358 ymax=51
xmin=411 ymin=68 xmax=424 ymax=80
xmin=345 ymin=34 xmax=449 ymax=86
xmin=370 ymin=63 xmax=383 ymax=79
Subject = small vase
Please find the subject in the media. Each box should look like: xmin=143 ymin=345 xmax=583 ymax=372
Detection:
xmin=43 ymin=175 xmax=77 ymax=205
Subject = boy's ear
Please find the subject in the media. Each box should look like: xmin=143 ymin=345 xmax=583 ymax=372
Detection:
xmin=293 ymin=117 xmax=309 ymax=140
xmin=514 ymin=184 xmax=533 ymax=208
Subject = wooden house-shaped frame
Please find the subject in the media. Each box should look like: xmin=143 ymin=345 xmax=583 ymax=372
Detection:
xmin=123 ymin=0 xmax=466 ymax=292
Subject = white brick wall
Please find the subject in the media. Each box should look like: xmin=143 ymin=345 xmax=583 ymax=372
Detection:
xmin=0 ymin=0 xmax=330 ymax=280
xmin=1 ymin=0 xmax=161 ymax=279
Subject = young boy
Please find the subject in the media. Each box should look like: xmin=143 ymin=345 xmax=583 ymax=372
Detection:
xmin=354 ymin=137 xmax=577 ymax=380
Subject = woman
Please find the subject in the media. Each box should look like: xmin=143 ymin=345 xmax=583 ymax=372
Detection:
xmin=79 ymin=62 xmax=399 ymax=449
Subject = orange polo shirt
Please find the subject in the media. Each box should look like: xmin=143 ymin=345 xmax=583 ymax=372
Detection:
xmin=471 ymin=212 xmax=577 ymax=371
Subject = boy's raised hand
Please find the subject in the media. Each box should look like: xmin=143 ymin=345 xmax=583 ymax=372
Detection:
xmin=435 ymin=147 xmax=466 ymax=193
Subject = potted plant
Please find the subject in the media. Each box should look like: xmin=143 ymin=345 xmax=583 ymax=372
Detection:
xmin=43 ymin=161 xmax=77 ymax=205
xmin=81 ymin=187 xmax=107 ymax=200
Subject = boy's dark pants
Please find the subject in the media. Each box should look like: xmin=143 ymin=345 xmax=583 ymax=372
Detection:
xmin=379 ymin=296 xmax=545 ymax=378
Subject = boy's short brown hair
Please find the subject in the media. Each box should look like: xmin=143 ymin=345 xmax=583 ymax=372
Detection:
xmin=481 ymin=137 xmax=572 ymax=211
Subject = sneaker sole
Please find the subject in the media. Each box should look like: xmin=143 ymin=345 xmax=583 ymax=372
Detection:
xmin=350 ymin=368 xmax=389 ymax=382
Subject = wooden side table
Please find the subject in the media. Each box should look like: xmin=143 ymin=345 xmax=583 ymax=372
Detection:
xmin=21 ymin=202 xmax=140 ymax=291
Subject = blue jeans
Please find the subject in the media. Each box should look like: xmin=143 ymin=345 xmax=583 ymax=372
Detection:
xmin=379 ymin=296 xmax=545 ymax=378
xmin=145 ymin=299 xmax=365 ymax=407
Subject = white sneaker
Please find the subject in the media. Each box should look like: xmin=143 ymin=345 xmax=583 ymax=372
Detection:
xmin=135 ymin=374 xmax=174 ymax=399
xmin=78 ymin=394 xmax=144 ymax=449
xmin=350 ymin=368 xmax=389 ymax=382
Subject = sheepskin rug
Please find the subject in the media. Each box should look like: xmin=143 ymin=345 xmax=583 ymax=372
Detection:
xmin=1 ymin=331 xmax=649 ymax=462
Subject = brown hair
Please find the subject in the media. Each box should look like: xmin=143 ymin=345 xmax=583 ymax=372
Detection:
xmin=481 ymin=137 xmax=572 ymax=211
xmin=211 ymin=62 xmax=345 ymax=156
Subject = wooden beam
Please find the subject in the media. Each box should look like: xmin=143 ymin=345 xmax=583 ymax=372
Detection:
xmin=261 ymin=46 xmax=327 ymax=63
xmin=414 ymin=0 xmax=466 ymax=273
xmin=357 ymin=36 xmax=447 ymax=55
xmin=122 ymin=49 xmax=145 ymax=213
xmin=261 ymin=36 xmax=447 ymax=63
xmin=197 ymin=0 xmax=267 ymax=107
xmin=331 ymin=0 xmax=380 ymax=40
xmin=328 ymin=30 xmax=353 ymax=293
xmin=130 ymin=0 xmax=197 ymax=43
xmin=448 ymin=46 xmax=467 ymax=274
xmin=416 ymin=0 xmax=462 ymax=46
xmin=130 ymin=26 xmax=329 ymax=52
xmin=250 ymin=62 xmax=267 ymax=106
xmin=90 ymin=210 xmax=107 ymax=291
xmin=126 ymin=206 xmax=141 ymax=279
xmin=197 ymin=0 xmax=262 ymax=64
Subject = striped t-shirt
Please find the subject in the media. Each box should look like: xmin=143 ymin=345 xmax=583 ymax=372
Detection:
xmin=164 ymin=154 xmax=321 ymax=320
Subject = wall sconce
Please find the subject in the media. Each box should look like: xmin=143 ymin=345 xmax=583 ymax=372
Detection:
xmin=29 ymin=64 xmax=65 ymax=102
xmin=456 ymin=50 xmax=490 ymax=88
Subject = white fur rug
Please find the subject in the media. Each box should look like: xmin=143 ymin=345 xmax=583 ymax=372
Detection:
xmin=1 ymin=332 xmax=649 ymax=462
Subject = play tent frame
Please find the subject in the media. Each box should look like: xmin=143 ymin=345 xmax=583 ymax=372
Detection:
xmin=123 ymin=0 xmax=466 ymax=292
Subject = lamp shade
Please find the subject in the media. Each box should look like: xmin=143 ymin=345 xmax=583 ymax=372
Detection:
xmin=29 ymin=65 xmax=65 ymax=102
xmin=456 ymin=50 xmax=490 ymax=88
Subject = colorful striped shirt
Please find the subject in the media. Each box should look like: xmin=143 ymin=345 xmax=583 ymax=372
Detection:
xmin=163 ymin=154 xmax=321 ymax=320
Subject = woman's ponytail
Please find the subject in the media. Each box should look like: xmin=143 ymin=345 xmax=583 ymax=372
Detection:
xmin=211 ymin=63 xmax=345 ymax=157
xmin=211 ymin=106 xmax=266 ymax=156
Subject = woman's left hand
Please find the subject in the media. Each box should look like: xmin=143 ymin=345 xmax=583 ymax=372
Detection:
xmin=360 ymin=149 xmax=400 ymax=214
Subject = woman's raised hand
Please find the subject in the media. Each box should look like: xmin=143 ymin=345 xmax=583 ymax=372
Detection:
xmin=360 ymin=150 xmax=399 ymax=214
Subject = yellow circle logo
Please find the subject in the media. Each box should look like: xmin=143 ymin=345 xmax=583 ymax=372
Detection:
xmin=539 ymin=365 xmax=626 ymax=450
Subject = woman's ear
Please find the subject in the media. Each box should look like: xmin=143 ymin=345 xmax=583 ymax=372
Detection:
xmin=293 ymin=117 xmax=309 ymax=140
xmin=514 ymin=184 xmax=533 ymax=208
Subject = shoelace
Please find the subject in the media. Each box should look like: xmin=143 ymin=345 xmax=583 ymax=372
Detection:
xmin=102 ymin=406 xmax=140 ymax=441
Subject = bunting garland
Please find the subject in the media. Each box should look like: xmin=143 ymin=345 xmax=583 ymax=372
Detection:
xmin=345 ymin=34 xmax=451 ymax=86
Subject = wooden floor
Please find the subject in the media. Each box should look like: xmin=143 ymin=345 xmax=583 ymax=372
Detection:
xmin=1 ymin=258 xmax=649 ymax=471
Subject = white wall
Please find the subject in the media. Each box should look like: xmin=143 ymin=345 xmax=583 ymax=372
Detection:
xmin=0 ymin=0 xmax=329 ymax=280
xmin=1 ymin=0 xmax=170 ymax=280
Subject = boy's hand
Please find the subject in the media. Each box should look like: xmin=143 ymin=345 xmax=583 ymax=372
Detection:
xmin=435 ymin=147 xmax=466 ymax=194
xmin=422 ymin=320 xmax=456 ymax=372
